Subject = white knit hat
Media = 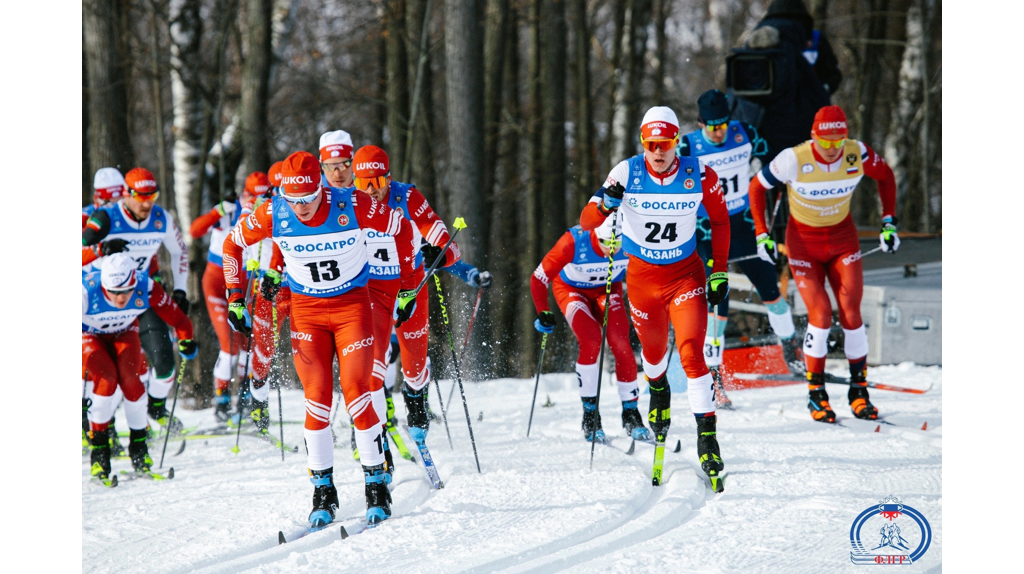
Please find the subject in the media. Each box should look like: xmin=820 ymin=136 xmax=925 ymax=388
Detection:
xmin=101 ymin=253 xmax=138 ymax=291
xmin=640 ymin=106 xmax=680 ymax=140
xmin=318 ymin=130 xmax=354 ymax=160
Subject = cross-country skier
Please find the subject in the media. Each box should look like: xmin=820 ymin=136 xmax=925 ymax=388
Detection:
xmin=531 ymin=218 xmax=648 ymax=442
xmin=83 ymin=167 xmax=190 ymax=433
xmin=189 ymin=172 xmax=269 ymax=420
xmin=83 ymin=253 xmax=197 ymax=482
xmin=349 ymin=145 xmax=462 ymax=448
xmin=580 ymin=106 xmax=730 ymax=488
xmin=222 ymin=150 xmax=419 ymax=526
xmin=678 ymin=89 xmax=802 ymax=377
xmin=748 ymin=105 xmax=898 ymax=423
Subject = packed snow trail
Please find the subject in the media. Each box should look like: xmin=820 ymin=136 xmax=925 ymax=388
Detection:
xmin=83 ymin=361 xmax=941 ymax=573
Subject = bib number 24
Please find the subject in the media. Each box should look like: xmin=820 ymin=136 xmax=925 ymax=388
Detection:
xmin=644 ymin=222 xmax=678 ymax=243
xmin=305 ymin=260 xmax=341 ymax=283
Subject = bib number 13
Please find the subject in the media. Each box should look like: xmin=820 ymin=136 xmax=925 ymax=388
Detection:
xmin=305 ymin=260 xmax=340 ymax=283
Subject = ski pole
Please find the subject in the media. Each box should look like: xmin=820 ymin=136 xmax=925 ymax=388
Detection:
xmin=526 ymin=332 xmax=548 ymax=437
xmin=430 ymin=218 xmax=482 ymax=473
xmin=590 ymin=213 xmax=618 ymax=469
xmin=159 ymin=356 xmax=188 ymax=469
xmin=432 ymin=375 xmax=454 ymax=449
xmin=273 ymin=305 xmax=284 ymax=461
xmin=408 ymin=217 xmax=467 ymax=300
xmin=232 ymin=253 xmax=262 ymax=454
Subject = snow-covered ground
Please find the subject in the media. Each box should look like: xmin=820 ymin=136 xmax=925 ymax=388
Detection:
xmin=83 ymin=361 xmax=941 ymax=573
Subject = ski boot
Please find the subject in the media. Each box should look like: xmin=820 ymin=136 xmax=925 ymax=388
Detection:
xmin=403 ymin=387 xmax=430 ymax=445
xmin=710 ymin=366 xmax=733 ymax=410
xmin=581 ymin=397 xmax=606 ymax=442
xmin=848 ymin=367 xmax=878 ymax=420
xmin=128 ymin=428 xmax=154 ymax=473
xmin=696 ymin=415 xmax=725 ymax=492
xmin=89 ymin=430 xmax=112 ymax=480
xmin=148 ymin=394 xmax=183 ymax=434
xmin=780 ymin=336 xmax=805 ymax=376
xmin=308 ymin=468 xmax=339 ymax=528
xmin=621 ymin=399 xmax=650 ymax=440
xmin=382 ymin=428 xmax=394 ymax=485
xmin=107 ymin=416 xmax=126 ymax=458
xmin=807 ymin=373 xmax=836 ymax=423
xmin=647 ymin=374 xmax=672 ymax=439
xmin=82 ymin=398 xmax=92 ymax=451
xmin=363 ymin=463 xmax=392 ymax=524
xmin=214 ymin=390 xmax=231 ymax=423
xmin=250 ymin=398 xmax=270 ymax=435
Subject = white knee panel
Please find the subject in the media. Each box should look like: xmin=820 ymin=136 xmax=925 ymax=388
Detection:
xmin=803 ymin=324 xmax=831 ymax=359
xmin=687 ymin=373 xmax=716 ymax=415
xmin=576 ymin=362 xmax=599 ymax=398
xmin=843 ymin=325 xmax=869 ymax=360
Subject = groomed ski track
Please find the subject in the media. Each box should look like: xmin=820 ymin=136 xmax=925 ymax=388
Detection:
xmin=83 ymin=361 xmax=941 ymax=572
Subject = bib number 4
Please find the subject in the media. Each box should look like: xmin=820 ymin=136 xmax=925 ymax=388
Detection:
xmin=305 ymin=260 xmax=341 ymax=283
xmin=644 ymin=222 xmax=678 ymax=243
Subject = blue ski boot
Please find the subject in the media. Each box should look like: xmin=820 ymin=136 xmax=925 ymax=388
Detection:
xmin=214 ymin=390 xmax=231 ymax=423
xmin=621 ymin=400 xmax=651 ymax=440
xmin=403 ymin=387 xmax=429 ymax=445
xmin=581 ymin=397 xmax=606 ymax=442
xmin=363 ymin=463 xmax=392 ymax=524
xmin=308 ymin=468 xmax=339 ymax=529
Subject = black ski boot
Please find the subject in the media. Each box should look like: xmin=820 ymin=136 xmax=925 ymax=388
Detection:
xmin=621 ymin=400 xmax=651 ymax=440
xmin=89 ymin=430 xmax=112 ymax=480
xmin=807 ymin=373 xmax=836 ymax=423
xmin=308 ymin=468 xmax=340 ymax=528
xmin=581 ymin=397 xmax=606 ymax=442
xmin=382 ymin=427 xmax=394 ymax=485
xmin=82 ymin=398 xmax=91 ymax=452
xmin=363 ymin=463 xmax=392 ymax=524
xmin=107 ymin=416 xmax=126 ymax=458
xmin=250 ymin=398 xmax=270 ymax=435
xmin=148 ymin=394 xmax=183 ymax=434
xmin=647 ymin=374 xmax=672 ymax=439
xmin=403 ymin=387 xmax=429 ymax=445
xmin=214 ymin=389 xmax=231 ymax=423
xmin=128 ymin=428 xmax=153 ymax=473
xmin=696 ymin=415 xmax=725 ymax=492
xmin=780 ymin=336 xmax=805 ymax=376
xmin=848 ymin=366 xmax=878 ymax=420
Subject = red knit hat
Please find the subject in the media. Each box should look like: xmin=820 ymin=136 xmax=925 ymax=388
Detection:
xmin=125 ymin=167 xmax=158 ymax=194
xmin=244 ymin=171 xmax=270 ymax=196
xmin=812 ymin=105 xmax=848 ymax=137
xmin=267 ymin=161 xmax=284 ymax=187
xmin=353 ymin=146 xmax=390 ymax=178
xmin=280 ymin=151 xmax=321 ymax=194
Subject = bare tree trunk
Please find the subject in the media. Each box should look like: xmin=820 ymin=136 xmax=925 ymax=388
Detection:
xmin=610 ymin=0 xmax=651 ymax=161
xmin=852 ymin=0 xmax=890 ymax=226
xmin=169 ymin=0 xmax=205 ymax=235
xmin=241 ymin=0 xmax=273 ymax=176
xmin=522 ymin=0 xmax=543 ymax=373
xmin=149 ymin=0 xmax=170 ymax=201
xmin=603 ymin=0 xmax=626 ymax=170
xmin=83 ymin=37 xmax=92 ymax=205
xmin=84 ymin=0 xmax=135 ymax=175
xmin=540 ymin=0 xmax=568 ymax=241
xmin=444 ymin=0 xmax=485 ymax=262
xmin=883 ymin=1 xmax=923 ymax=231
xmin=482 ymin=0 xmax=511 ymax=260
xmin=651 ymin=0 xmax=670 ymax=103
xmin=385 ymin=0 xmax=409 ymax=175
xmin=405 ymin=0 xmax=439 ymax=205
xmin=810 ymin=0 xmax=828 ymax=23
xmin=571 ymin=0 xmax=594 ymax=212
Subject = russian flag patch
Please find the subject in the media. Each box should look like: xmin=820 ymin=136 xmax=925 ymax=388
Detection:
xmin=846 ymin=167 xmax=859 ymax=174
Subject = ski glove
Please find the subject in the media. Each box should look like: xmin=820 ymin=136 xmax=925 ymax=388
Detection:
xmin=95 ymin=238 xmax=129 ymax=256
xmin=706 ymin=272 xmax=730 ymax=307
xmin=394 ymin=290 xmax=418 ymax=328
xmin=601 ymin=183 xmax=625 ymax=212
xmin=227 ymin=301 xmax=252 ymax=336
xmin=470 ymin=270 xmax=493 ymax=289
xmin=178 ymin=339 xmax=199 ymax=360
xmin=879 ymin=217 xmax=900 ymax=253
xmin=420 ymin=244 xmax=445 ymax=269
xmin=172 ymin=289 xmax=190 ymax=316
xmin=755 ymin=233 xmax=778 ymax=264
xmin=534 ymin=311 xmax=556 ymax=334
xmin=260 ymin=269 xmax=282 ymax=302
xmin=214 ymin=200 xmax=237 ymax=217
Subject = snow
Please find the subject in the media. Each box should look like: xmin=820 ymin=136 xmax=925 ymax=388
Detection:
xmin=83 ymin=361 xmax=941 ymax=573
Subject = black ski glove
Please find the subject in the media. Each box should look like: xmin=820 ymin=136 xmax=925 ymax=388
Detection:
xmin=706 ymin=272 xmax=729 ymax=307
xmin=172 ymin=289 xmax=190 ymax=315
xmin=260 ymin=270 xmax=282 ymax=302
xmin=601 ymin=183 xmax=625 ymax=213
xmin=96 ymin=238 xmax=129 ymax=256
xmin=420 ymin=244 xmax=445 ymax=269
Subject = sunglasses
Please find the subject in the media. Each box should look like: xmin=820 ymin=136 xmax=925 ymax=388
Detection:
xmin=129 ymin=188 xmax=159 ymax=202
xmin=282 ymin=186 xmax=322 ymax=205
xmin=641 ymin=136 xmax=679 ymax=153
xmin=355 ymin=175 xmax=388 ymax=191
xmin=814 ymin=137 xmax=846 ymax=150
xmin=704 ymin=122 xmax=728 ymax=132
xmin=321 ymin=160 xmax=353 ymax=172
xmin=105 ymin=286 xmax=135 ymax=296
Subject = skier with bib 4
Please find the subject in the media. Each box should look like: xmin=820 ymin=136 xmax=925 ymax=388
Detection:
xmin=581 ymin=106 xmax=731 ymax=491
xmin=748 ymin=105 xmax=898 ymax=423
xmin=223 ymin=151 xmax=418 ymax=527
